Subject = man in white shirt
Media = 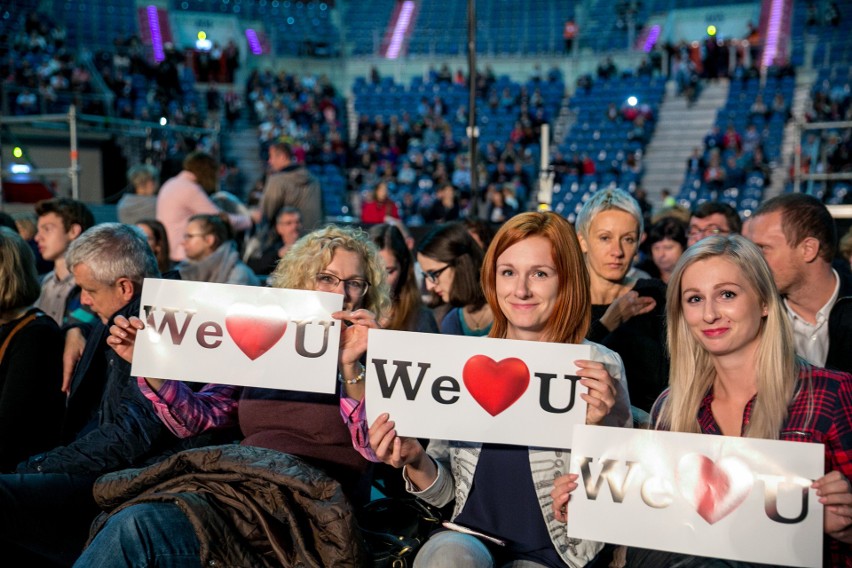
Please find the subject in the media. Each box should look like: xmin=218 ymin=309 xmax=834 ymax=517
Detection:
xmin=748 ymin=193 xmax=852 ymax=372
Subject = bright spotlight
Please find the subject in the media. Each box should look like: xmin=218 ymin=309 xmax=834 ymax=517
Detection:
xmin=12 ymin=146 xmax=23 ymax=158
xmin=627 ymin=96 xmax=638 ymax=106
xmin=198 ymin=31 xmax=207 ymax=40
xmin=160 ymin=117 xmax=168 ymax=126
xmin=707 ymin=25 xmax=717 ymax=36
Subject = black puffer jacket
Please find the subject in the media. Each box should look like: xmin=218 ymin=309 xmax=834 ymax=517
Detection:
xmin=89 ymin=444 xmax=367 ymax=568
xmin=826 ymin=269 xmax=852 ymax=374
xmin=17 ymin=295 xmax=207 ymax=475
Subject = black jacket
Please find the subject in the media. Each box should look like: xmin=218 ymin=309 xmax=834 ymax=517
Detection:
xmin=826 ymin=268 xmax=852 ymax=374
xmin=17 ymin=295 xmax=202 ymax=475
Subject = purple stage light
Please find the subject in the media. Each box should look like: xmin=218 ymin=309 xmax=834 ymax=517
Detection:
xmin=147 ymin=6 xmax=165 ymax=62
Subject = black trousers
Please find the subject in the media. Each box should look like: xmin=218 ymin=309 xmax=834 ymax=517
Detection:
xmin=0 ymin=472 xmax=101 ymax=567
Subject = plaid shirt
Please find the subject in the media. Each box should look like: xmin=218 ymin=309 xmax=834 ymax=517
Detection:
xmin=654 ymin=365 xmax=852 ymax=567
xmin=137 ymin=378 xmax=372 ymax=460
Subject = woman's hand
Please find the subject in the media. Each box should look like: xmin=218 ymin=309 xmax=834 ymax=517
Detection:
xmin=333 ymin=309 xmax=380 ymax=367
xmin=106 ymin=315 xmax=145 ymax=364
xmin=369 ymin=413 xmax=437 ymax=491
xmin=551 ymin=473 xmax=580 ymax=523
xmin=599 ymin=291 xmax=656 ymax=332
xmin=814 ymin=470 xmax=852 ymax=543
xmin=369 ymin=413 xmax=425 ymax=468
xmin=333 ymin=309 xmax=380 ymax=400
xmin=576 ymin=359 xmax=617 ymax=425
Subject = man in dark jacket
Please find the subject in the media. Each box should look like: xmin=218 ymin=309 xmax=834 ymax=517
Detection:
xmin=748 ymin=194 xmax=852 ymax=373
xmin=0 ymin=224 xmax=209 ymax=566
xmin=259 ymin=141 xmax=323 ymax=231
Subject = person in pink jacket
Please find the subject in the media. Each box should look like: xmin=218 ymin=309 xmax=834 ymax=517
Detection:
xmin=156 ymin=151 xmax=251 ymax=261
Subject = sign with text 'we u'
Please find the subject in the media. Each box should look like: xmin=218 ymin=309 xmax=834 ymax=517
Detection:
xmin=365 ymin=329 xmax=590 ymax=448
xmin=131 ymin=279 xmax=342 ymax=393
xmin=567 ymin=425 xmax=824 ymax=568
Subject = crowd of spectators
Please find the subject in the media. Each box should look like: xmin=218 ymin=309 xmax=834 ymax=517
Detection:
xmin=246 ymin=68 xmax=346 ymax=167
xmin=348 ymin=66 xmax=565 ymax=226
xmin=1 ymin=13 xmax=99 ymax=115
xmin=92 ymin=37 xmax=207 ymax=127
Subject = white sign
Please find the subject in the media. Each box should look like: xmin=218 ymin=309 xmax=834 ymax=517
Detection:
xmin=132 ymin=279 xmax=342 ymax=393
xmin=567 ymin=425 xmax=824 ymax=567
xmin=365 ymin=329 xmax=590 ymax=448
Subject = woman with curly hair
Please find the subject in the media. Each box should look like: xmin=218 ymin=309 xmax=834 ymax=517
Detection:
xmin=76 ymin=225 xmax=391 ymax=567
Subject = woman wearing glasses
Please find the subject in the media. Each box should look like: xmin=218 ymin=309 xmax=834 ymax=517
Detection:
xmin=178 ymin=214 xmax=259 ymax=285
xmin=369 ymin=212 xmax=631 ymax=567
xmin=417 ymin=222 xmax=494 ymax=336
xmin=75 ymin=225 xmax=390 ymax=567
xmin=370 ymin=223 xmax=438 ymax=333
xmin=576 ymin=188 xmax=668 ymax=414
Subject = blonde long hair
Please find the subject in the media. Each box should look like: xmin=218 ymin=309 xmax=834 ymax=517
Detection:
xmin=268 ymin=225 xmax=391 ymax=320
xmin=657 ymin=235 xmax=798 ymax=439
xmin=482 ymin=212 xmax=590 ymax=344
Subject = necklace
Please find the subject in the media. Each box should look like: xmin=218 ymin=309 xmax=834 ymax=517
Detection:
xmin=465 ymin=305 xmax=492 ymax=331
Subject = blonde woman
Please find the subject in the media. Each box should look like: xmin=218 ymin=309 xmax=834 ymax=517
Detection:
xmin=79 ymin=225 xmax=390 ymax=567
xmin=554 ymin=235 xmax=852 ymax=566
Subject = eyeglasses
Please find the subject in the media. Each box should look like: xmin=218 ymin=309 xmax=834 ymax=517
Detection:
xmin=315 ymin=273 xmax=370 ymax=297
xmin=687 ymin=225 xmax=730 ymax=239
xmin=422 ymin=264 xmax=451 ymax=284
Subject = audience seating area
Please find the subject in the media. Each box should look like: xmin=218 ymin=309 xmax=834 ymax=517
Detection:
xmin=3 ymin=0 xmax=851 ymax=220
xmin=673 ymin=72 xmax=794 ymax=217
xmin=789 ymin=2 xmax=852 ymax=205
xmin=551 ymin=76 xmax=665 ymax=222
xmin=350 ymin=72 xmax=565 ymax=221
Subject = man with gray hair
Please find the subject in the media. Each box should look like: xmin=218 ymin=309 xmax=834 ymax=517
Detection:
xmin=0 ymin=224 xmax=218 ymax=565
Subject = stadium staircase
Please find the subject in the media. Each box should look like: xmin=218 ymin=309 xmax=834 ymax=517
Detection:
xmin=221 ymin=113 xmax=265 ymax=197
xmin=770 ymin=67 xmax=817 ymax=201
xmin=641 ymin=79 xmax=729 ymax=206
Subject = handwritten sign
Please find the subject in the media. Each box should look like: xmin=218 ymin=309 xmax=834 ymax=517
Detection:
xmin=132 ymin=278 xmax=342 ymax=393
xmin=567 ymin=425 xmax=824 ymax=567
xmin=365 ymin=329 xmax=591 ymax=447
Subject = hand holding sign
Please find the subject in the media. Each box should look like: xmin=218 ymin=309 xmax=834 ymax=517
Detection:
xmin=814 ymin=471 xmax=852 ymax=542
xmin=107 ymin=315 xmax=145 ymax=363
xmin=108 ymin=315 xmax=166 ymax=391
xmin=334 ymin=308 xmax=380 ymax=367
xmin=576 ymin=359 xmax=617 ymax=425
xmin=333 ymin=308 xmax=380 ymax=398
xmin=369 ymin=412 xmax=437 ymax=492
xmin=551 ymin=472 xmax=580 ymax=523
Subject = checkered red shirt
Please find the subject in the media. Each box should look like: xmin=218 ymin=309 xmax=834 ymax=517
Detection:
xmin=654 ymin=365 xmax=852 ymax=567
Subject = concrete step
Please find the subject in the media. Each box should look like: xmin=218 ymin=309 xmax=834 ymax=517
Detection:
xmin=641 ymin=78 xmax=730 ymax=202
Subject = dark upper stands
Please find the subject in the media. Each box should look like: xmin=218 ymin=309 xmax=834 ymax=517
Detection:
xmin=171 ymin=0 xmax=340 ymax=57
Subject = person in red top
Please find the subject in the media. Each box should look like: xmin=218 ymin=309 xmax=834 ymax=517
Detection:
xmin=555 ymin=234 xmax=852 ymax=566
xmin=563 ymin=19 xmax=578 ymax=54
xmin=360 ymin=181 xmax=399 ymax=225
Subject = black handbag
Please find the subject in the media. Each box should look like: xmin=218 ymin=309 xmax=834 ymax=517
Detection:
xmin=358 ymin=497 xmax=443 ymax=567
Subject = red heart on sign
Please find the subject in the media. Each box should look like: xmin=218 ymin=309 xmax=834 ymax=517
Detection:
xmin=462 ymin=355 xmax=530 ymax=416
xmin=677 ymin=454 xmax=754 ymax=524
xmin=225 ymin=304 xmax=288 ymax=361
